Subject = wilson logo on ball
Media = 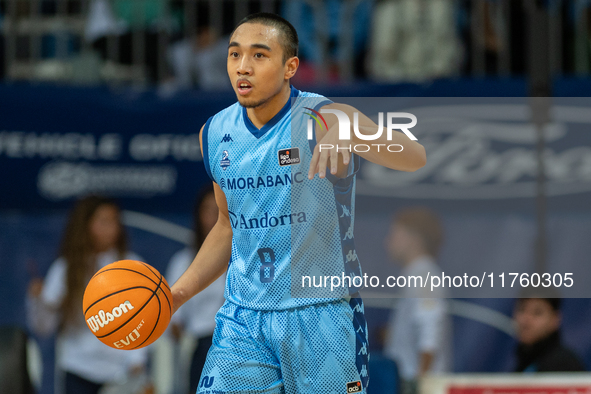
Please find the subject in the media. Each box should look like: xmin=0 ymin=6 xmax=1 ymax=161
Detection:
xmin=83 ymin=260 xmax=172 ymax=350
xmin=86 ymin=300 xmax=135 ymax=333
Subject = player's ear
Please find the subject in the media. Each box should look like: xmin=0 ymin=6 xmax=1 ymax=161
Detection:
xmin=284 ymin=56 xmax=299 ymax=80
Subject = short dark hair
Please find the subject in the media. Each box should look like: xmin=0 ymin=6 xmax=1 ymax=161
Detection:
xmin=232 ymin=12 xmax=298 ymax=63
xmin=518 ymin=286 xmax=562 ymax=311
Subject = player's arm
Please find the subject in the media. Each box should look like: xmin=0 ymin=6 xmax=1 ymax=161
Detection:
xmin=308 ymin=102 xmax=426 ymax=179
xmin=171 ymin=125 xmax=233 ymax=314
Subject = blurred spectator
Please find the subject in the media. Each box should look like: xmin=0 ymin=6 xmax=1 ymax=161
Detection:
xmin=166 ymin=26 xmax=230 ymax=92
xmin=283 ymin=0 xmax=373 ymax=82
xmin=0 ymin=326 xmax=35 ymax=394
xmin=162 ymin=0 xmax=236 ymax=93
xmin=513 ymin=293 xmax=586 ymax=372
xmin=383 ymin=207 xmax=452 ymax=394
xmin=0 ymin=7 xmax=4 ymax=80
xmin=165 ymin=186 xmax=225 ymax=394
xmin=569 ymin=0 xmax=591 ymax=74
xmin=86 ymin=0 xmax=166 ymax=83
xmin=26 ymin=196 xmax=151 ymax=394
xmin=458 ymin=0 xmax=527 ymax=75
xmin=368 ymin=0 xmax=460 ymax=82
xmin=85 ymin=0 xmax=127 ymax=43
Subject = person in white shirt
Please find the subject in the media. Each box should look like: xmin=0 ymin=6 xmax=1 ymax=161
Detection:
xmin=165 ymin=186 xmax=225 ymax=394
xmin=383 ymin=207 xmax=452 ymax=394
xmin=27 ymin=196 xmax=150 ymax=394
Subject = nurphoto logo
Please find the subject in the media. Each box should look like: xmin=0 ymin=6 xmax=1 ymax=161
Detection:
xmin=304 ymin=108 xmax=418 ymax=153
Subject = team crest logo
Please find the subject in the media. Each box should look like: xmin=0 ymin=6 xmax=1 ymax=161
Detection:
xmin=221 ymin=150 xmax=230 ymax=170
xmin=278 ymin=148 xmax=300 ymax=166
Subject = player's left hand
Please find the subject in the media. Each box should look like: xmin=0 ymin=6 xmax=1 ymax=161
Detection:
xmin=308 ymin=123 xmax=350 ymax=179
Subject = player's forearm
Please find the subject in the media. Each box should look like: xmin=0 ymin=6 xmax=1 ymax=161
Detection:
xmin=171 ymin=220 xmax=232 ymax=313
xmin=352 ymin=111 xmax=426 ymax=172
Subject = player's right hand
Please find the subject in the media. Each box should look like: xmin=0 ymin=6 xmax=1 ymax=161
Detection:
xmin=308 ymin=120 xmax=351 ymax=179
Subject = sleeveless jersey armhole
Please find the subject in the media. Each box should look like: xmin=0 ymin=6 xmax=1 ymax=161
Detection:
xmin=202 ymin=116 xmax=216 ymax=183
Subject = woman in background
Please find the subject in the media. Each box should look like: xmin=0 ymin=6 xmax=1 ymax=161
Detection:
xmin=27 ymin=196 xmax=151 ymax=394
xmin=166 ymin=185 xmax=225 ymax=394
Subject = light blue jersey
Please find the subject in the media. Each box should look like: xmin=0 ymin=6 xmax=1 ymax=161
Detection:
xmin=203 ymin=86 xmax=362 ymax=310
xmin=203 ymin=87 xmax=361 ymax=310
xmin=199 ymin=86 xmax=369 ymax=394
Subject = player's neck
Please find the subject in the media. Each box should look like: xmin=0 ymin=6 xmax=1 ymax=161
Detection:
xmin=246 ymin=84 xmax=291 ymax=129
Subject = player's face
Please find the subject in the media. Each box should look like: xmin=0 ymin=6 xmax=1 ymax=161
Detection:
xmin=227 ymin=23 xmax=290 ymax=108
xmin=386 ymin=223 xmax=417 ymax=264
xmin=514 ymin=299 xmax=561 ymax=345
xmin=89 ymin=204 xmax=121 ymax=252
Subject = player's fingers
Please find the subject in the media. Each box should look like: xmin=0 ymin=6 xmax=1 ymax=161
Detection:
xmin=341 ymin=144 xmax=350 ymax=166
xmin=308 ymin=144 xmax=321 ymax=179
xmin=330 ymin=145 xmax=338 ymax=174
xmin=318 ymin=146 xmax=330 ymax=178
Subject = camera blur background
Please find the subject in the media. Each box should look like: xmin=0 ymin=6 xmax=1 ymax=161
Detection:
xmin=2 ymin=1 xmax=591 ymax=394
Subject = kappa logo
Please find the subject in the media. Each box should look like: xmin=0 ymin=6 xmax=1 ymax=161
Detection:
xmin=360 ymin=365 xmax=369 ymax=378
xmin=340 ymin=203 xmax=351 ymax=217
xmin=220 ymin=178 xmax=226 ymax=189
xmin=278 ymin=147 xmax=301 ymax=166
xmin=221 ymin=134 xmax=233 ymax=143
xmin=343 ymin=224 xmax=354 ymax=240
xmin=346 ymin=380 xmax=362 ymax=393
xmin=220 ymin=150 xmax=230 ymax=170
xmin=358 ymin=343 xmax=368 ymax=356
xmin=346 ymin=250 xmax=358 ymax=262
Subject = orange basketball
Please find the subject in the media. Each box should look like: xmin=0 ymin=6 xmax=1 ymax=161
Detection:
xmin=82 ymin=260 xmax=172 ymax=350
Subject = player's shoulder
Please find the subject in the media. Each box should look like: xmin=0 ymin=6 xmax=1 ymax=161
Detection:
xmin=296 ymin=89 xmax=326 ymax=99
xmin=208 ymin=101 xmax=243 ymax=126
xmin=291 ymin=87 xmax=333 ymax=112
xmin=201 ymin=102 xmax=243 ymax=143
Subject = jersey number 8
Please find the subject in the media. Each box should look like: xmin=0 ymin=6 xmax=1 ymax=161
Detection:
xmin=257 ymin=248 xmax=275 ymax=283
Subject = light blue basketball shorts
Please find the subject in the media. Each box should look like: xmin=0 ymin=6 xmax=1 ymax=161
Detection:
xmin=196 ymin=295 xmax=369 ymax=394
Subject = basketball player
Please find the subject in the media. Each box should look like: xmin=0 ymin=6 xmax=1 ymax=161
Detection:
xmin=171 ymin=13 xmax=426 ymax=394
